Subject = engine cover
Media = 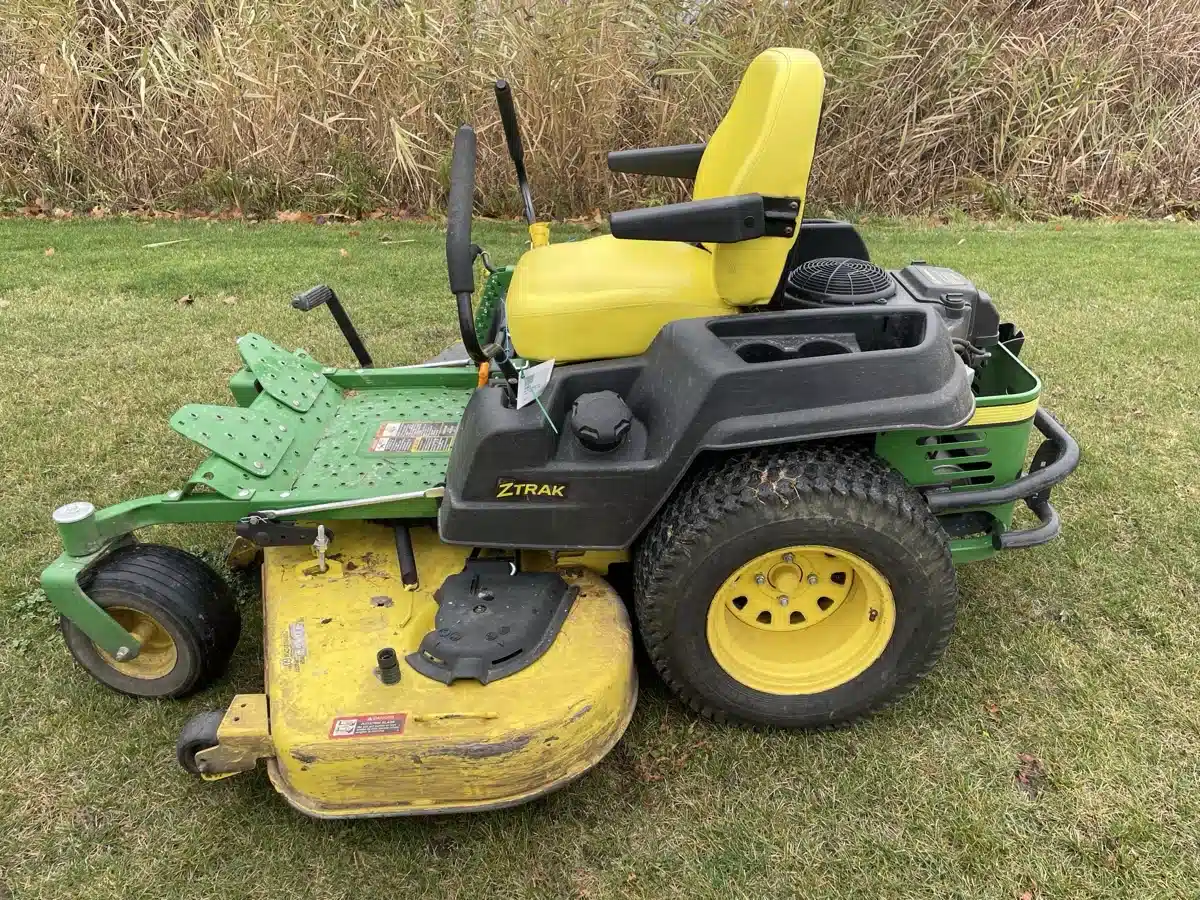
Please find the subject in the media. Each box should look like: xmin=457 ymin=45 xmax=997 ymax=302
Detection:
xmin=784 ymin=257 xmax=1000 ymax=350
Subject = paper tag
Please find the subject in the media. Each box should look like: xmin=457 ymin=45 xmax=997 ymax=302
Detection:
xmin=516 ymin=359 xmax=555 ymax=410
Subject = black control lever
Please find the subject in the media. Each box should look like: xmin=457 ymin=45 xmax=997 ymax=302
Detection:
xmin=494 ymin=79 xmax=535 ymax=226
xmin=292 ymin=285 xmax=374 ymax=369
xmin=482 ymin=342 xmax=521 ymax=407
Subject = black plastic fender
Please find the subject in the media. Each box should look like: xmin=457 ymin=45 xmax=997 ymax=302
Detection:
xmin=440 ymin=306 xmax=974 ymax=549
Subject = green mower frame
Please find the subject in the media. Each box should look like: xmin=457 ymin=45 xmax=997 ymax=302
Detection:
xmin=42 ymin=275 xmax=1069 ymax=662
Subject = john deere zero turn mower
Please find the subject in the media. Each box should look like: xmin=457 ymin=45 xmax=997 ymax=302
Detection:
xmin=42 ymin=49 xmax=1078 ymax=817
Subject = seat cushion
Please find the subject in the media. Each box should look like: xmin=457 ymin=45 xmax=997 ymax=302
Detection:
xmin=505 ymin=235 xmax=728 ymax=363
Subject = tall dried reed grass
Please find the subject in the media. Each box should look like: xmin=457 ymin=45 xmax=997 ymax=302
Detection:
xmin=2 ymin=0 xmax=1198 ymax=217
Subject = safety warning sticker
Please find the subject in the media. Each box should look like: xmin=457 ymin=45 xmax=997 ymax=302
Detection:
xmin=369 ymin=421 xmax=458 ymax=453
xmin=281 ymin=621 xmax=308 ymax=671
xmin=329 ymin=713 xmax=408 ymax=739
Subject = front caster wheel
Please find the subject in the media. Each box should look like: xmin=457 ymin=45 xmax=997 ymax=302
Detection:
xmin=176 ymin=710 xmax=225 ymax=775
xmin=635 ymin=443 xmax=958 ymax=728
xmin=60 ymin=544 xmax=240 ymax=699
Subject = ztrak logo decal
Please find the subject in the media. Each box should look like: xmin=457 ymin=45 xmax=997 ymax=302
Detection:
xmin=496 ymin=479 xmax=569 ymax=500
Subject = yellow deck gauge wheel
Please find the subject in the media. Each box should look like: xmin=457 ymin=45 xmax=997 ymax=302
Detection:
xmin=707 ymin=546 xmax=896 ymax=694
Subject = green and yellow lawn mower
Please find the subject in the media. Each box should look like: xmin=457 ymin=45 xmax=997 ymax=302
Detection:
xmin=42 ymin=48 xmax=1078 ymax=818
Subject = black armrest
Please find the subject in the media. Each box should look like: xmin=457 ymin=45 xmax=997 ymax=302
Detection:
xmin=607 ymin=144 xmax=706 ymax=179
xmin=609 ymin=194 xmax=800 ymax=244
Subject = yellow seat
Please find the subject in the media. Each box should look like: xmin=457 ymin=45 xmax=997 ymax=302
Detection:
xmin=506 ymin=48 xmax=826 ymax=363
xmin=503 ymin=236 xmax=725 ymax=364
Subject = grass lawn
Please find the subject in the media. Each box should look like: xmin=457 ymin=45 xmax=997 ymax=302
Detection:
xmin=1 ymin=216 xmax=1199 ymax=900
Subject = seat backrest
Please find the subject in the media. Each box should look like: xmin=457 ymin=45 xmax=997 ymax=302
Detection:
xmin=693 ymin=48 xmax=825 ymax=306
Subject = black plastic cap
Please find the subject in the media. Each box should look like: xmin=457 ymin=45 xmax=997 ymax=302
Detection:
xmin=570 ymin=391 xmax=633 ymax=452
xmin=377 ymin=647 xmax=401 ymax=684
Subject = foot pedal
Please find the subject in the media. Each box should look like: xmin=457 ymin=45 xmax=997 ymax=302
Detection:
xmin=407 ymin=559 xmax=578 ymax=685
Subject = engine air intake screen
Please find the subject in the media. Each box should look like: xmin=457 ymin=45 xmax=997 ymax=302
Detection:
xmin=785 ymin=257 xmax=896 ymax=307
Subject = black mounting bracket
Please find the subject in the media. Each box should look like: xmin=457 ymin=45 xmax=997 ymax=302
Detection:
xmin=236 ymin=518 xmax=332 ymax=547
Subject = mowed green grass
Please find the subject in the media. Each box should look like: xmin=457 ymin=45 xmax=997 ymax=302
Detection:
xmin=1 ymin=217 xmax=1199 ymax=900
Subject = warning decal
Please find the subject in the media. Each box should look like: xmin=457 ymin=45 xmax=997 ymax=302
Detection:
xmin=329 ymin=713 xmax=408 ymax=739
xmin=369 ymin=421 xmax=458 ymax=453
xmin=281 ymin=621 xmax=308 ymax=671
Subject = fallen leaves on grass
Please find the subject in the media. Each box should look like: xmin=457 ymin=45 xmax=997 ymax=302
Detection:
xmin=339 ymin=248 xmax=350 ymax=258
xmin=222 ymin=296 xmax=239 ymax=305
xmin=276 ymin=210 xmax=314 ymax=224
xmin=176 ymin=295 xmax=194 ymax=306
xmin=1016 ymin=752 xmax=1047 ymax=798
xmin=43 ymin=247 xmax=54 ymax=256
xmin=632 ymin=740 xmax=709 ymax=783
xmin=984 ymin=700 xmax=1001 ymax=720
xmin=0 ymin=299 xmax=10 ymax=309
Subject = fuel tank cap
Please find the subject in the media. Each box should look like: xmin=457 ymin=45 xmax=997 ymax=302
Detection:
xmin=570 ymin=391 xmax=633 ymax=452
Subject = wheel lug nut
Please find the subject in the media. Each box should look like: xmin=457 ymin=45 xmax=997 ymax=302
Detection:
xmin=808 ymin=574 xmax=819 ymax=584
xmin=778 ymin=595 xmax=789 ymax=607
xmin=783 ymin=553 xmax=794 ymax=563
xmin=754 ymin=574 xmax=766 ymax=585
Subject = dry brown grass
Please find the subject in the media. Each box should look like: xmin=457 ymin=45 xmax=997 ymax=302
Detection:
xmin=2 ymin=0 xmax=1198 ymax=218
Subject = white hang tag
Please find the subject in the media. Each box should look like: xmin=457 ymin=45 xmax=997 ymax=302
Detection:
xmin=516 ymin=359 xmax=555 ymax=410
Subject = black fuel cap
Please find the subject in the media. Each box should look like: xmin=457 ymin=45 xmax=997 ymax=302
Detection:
xmin=570 ymin=391 xmax=632 ymax=452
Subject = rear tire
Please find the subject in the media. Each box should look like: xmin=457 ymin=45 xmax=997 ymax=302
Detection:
xmin=61 ymin=544 xmax=240 ymax=699
xmin=634 ymin=443 xmax=957 ymax=728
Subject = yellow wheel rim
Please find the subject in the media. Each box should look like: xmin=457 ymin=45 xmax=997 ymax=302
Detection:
xmin=96 ymin=607 xmax=178 ymax=680
xmin=706 ymin=545 xmax=896 ymax=695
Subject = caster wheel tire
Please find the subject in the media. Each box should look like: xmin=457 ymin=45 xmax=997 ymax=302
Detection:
xmin=177 ymin=710 xmax=225 ymax=775
xmin=60 ymin=544 xmax=241 ymax=699
xmin=635 ymin=443 xmax=958 ymax=728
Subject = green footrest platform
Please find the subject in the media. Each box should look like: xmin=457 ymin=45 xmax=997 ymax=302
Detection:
xmin=171 ymin=336 xmax=475 ymax=505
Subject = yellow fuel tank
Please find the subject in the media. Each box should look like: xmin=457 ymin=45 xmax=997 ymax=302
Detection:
xmin=257 ymin=522 xmax=636 ymax=818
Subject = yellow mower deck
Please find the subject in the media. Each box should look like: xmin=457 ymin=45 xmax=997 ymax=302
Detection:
xmin=197 ymin=523 xmax=637 ymax=817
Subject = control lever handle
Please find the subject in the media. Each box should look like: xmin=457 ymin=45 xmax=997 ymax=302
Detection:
xmin=292 ymin=284 xmax=334 ymax=312
xmin=292 ymin=284 xmax=374 ymax=369
xmin=494 ymin=79 xmax=536 ymax=226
